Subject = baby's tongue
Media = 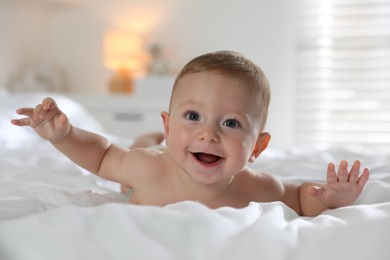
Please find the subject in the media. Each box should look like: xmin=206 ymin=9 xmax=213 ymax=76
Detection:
xmin=197 ymin=153 xmax=219 ymax=163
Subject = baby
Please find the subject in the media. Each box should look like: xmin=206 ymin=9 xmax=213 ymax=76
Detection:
xmin=12 ymin=51 xmax=369 ymax=216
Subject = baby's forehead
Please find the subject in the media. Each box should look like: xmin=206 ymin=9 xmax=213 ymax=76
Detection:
xmin=173 ymin=71 xmax=257 ymax=95
xmin=171 ymin=73 xmax=263 ymax=113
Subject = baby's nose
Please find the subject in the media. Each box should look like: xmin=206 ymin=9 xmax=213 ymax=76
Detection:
xmin=197 ymin=125 xmax=220 ymax=143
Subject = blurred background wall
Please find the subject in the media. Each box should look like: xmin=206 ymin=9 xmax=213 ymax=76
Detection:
xmin=0 ymin=0 xmax=297 ymax=149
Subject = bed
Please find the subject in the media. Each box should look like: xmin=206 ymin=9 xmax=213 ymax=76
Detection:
xmin=1 ymin=91 xmax=389 ymax=260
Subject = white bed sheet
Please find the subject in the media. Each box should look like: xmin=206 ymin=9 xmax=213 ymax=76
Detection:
xmin=1 ymin=92 xmax=389 ymax=260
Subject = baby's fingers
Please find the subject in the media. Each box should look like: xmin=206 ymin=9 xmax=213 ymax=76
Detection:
xmin=32 ymin=98 xmax=58 ymax=120
xmin=348 ymin=160 xmax=361 ymax=183
xmin=11 ymin=118 xmax=32 ymax=126
xmin=327 ymin=162 xmax=338 ymax=184
xmin=12 ymin=108 xmax=34 ymax=126
xmin=32 ymin=104 xmax=44 ymax=121
xmin=307 ymin=185 xmax=321 ymax=198
xmin=16 ymin=108 xmax=34 ymax=118
xmin=42 ymin=97 xmax=56 ymax=111
xmin=337 ymin=160 xmax=349 ymax=182
xmin=358 ymin=168 xmax=370 ymax=188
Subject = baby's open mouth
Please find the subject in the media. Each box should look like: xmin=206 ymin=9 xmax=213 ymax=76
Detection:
xmin=192 ymin=152 xmax=222 ymax=164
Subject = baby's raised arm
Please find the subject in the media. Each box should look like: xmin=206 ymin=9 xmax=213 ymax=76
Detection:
xmin=11 ymin=97 xmax=127 ymax=182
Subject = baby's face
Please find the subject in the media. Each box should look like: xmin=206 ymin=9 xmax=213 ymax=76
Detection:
xmin=163 ymin=71 xmax=263 ymax=185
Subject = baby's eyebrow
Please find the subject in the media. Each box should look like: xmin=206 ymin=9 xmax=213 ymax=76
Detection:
xmin=177 ymin=100 xmax=202 ymax=109
xmin=227 ymin=112 xmax=253 ymax=124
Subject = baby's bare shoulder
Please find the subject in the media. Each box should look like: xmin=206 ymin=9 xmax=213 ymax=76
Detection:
xmin=242 ymin=169 xmax=281 ymax=185
xmin=120 ymin=147 xmax=168 ymax=184
xmin=236 ymin=169 xmax=285 ymax=201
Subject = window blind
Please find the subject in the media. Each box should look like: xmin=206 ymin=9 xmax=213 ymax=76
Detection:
xmin=295 ymin=0 xmax=390 ymax=148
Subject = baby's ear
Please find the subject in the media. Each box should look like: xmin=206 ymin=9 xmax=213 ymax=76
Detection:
xmin=248 ymin=132 xmax=271 ymax=163
xmin=161 ymin=111 xmax=170 ymax=143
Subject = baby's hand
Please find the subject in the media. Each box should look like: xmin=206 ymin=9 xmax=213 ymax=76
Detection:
xmin=11 ymin=97 xmax=70 ymax=142
xmin=308 ymin=160 xmax=370 ymax=208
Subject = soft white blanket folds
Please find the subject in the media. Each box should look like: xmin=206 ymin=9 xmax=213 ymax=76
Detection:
xmin=1 ymin=92 xmax=389 ymax=260
xmin=0 ymin=200 xmax=389 ymax=260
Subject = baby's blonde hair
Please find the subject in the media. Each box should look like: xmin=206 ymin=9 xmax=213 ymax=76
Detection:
xmin=170 ymin=50 xmax=271 ymax=131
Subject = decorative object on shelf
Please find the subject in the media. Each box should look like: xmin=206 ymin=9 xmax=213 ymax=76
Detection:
xmin=107 ymin=67 xmax=133 ymax=94
xmin=147 ymin=43 xmax=170 ymax=76
xmin=104 ymin=30 xmax=145 ymax=94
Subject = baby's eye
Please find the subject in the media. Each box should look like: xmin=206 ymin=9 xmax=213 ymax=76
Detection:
xmin=223 ymin=119 xmax=241 ymax=128
xmin=185 ymin=111 xmax=200 ymax=121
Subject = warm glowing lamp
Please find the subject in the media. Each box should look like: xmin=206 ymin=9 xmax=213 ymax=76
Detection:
xmin=104 ymin=30 xmax=143 ymax=93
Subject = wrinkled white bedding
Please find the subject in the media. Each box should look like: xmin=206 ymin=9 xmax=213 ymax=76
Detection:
xmin=0 ymin=92 xmax=389 ymax=260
